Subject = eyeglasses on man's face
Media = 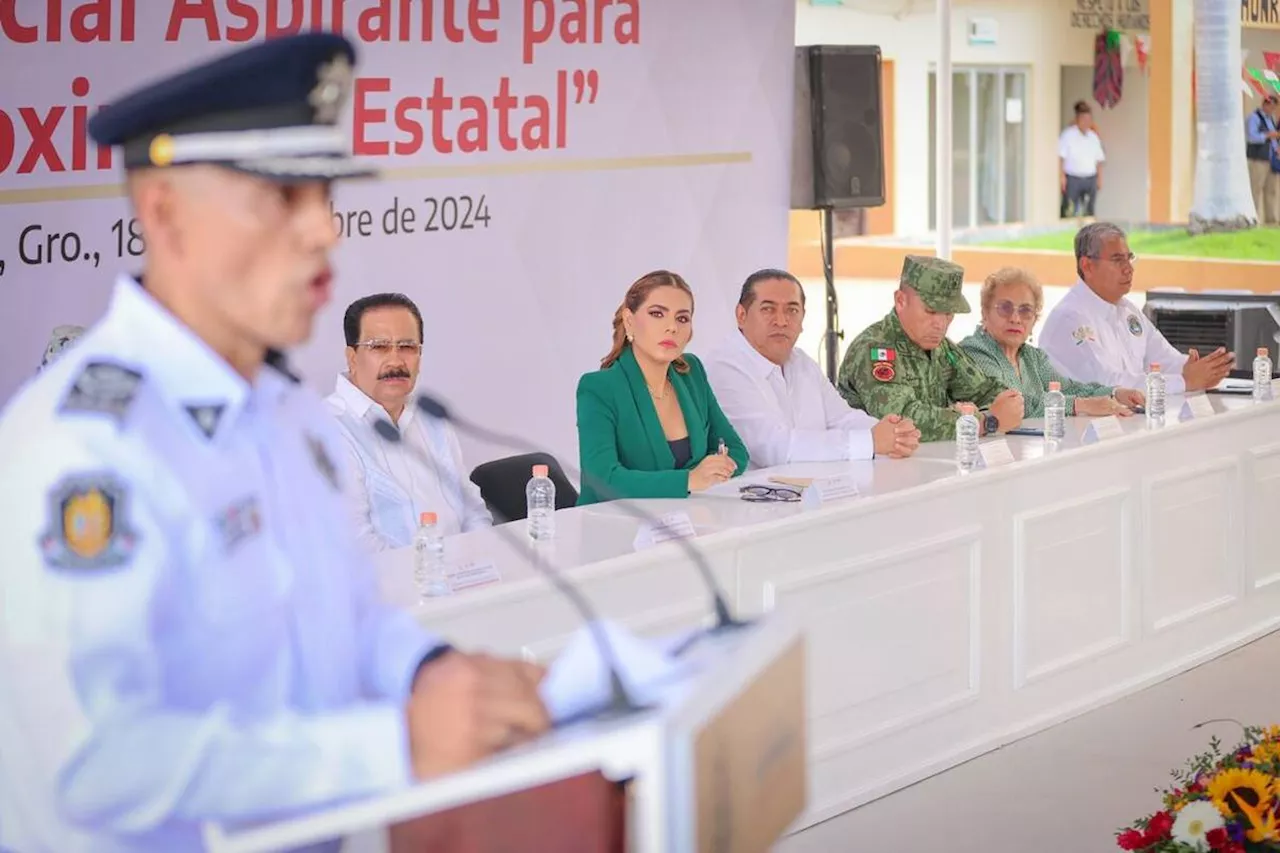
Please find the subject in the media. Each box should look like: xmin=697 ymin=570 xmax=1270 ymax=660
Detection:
xmin=1090 ymin=252 xmax=1138 ymax=269
xmin=993 ymin=300 xmax=1037 ymax=322
xmin=352 ymin=339 xmax=423 ymax=356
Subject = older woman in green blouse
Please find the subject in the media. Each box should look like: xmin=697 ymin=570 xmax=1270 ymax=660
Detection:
xmin=959 ymin=267 xmax=1144 ymax=417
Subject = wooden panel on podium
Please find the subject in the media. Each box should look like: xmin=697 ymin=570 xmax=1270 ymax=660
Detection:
xmin=694 ymin=637 xmax=807 ymax=853
xmin=388 ymin=771 xmax=627 ymax=853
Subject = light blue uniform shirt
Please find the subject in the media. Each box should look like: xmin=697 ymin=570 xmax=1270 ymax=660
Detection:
xmin=0 ymin=277 xmax=442 ymax=853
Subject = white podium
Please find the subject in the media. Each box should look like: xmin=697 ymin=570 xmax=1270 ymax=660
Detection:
xmin=201 ymin=615 xmax=807 ymax=853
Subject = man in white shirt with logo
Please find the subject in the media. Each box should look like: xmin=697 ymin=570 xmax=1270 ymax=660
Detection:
xmin=1059 ymin=101 xmax=1106 ymax=218
xmin=1040 ymin=222 xmax=1234 ymax=396
xmin=327 ymin=293 xmax=492 ymax=551
xmin=705 ymin=269 xmax=920 ymax=468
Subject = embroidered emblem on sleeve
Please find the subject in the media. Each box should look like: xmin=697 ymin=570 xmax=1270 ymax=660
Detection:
xmin=40 ymin=473 xmax=138 ymax=570
xmin=1127 ymin=315 xmax=1143 ymax=336
xmin=870 ymin=346 xmax=897 ymax=382
xmin=59 ymin=361 xmax=143 ymax=423
xmin=1071 ymin=326 xmax=1098 ymax=346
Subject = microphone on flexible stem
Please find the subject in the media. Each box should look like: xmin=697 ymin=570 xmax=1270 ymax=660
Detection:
xmin=372 ymin=419 xmax=643 ymax=720
xmin=412 ymin=393 xmax=749 ymax=636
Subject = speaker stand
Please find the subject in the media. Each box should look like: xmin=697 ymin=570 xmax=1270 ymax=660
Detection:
xmin=820 ymin=207 xmax=842 ymax=382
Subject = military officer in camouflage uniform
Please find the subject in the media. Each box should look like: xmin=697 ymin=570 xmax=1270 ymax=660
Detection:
xmin=838 ymin=255 xmax=1025 ymax=442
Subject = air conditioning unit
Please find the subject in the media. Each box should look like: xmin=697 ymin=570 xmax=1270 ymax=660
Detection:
xmin=1143 ymin=291 xmax=1280 ymax=375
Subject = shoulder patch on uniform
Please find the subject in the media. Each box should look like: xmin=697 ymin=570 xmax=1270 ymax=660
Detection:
xmin=59 ymin=361 xmax=143 ymax=423
xmin=872 ymin=361 xmax=896 ymax=382
xmin=870 ymin=347 xmax=896 ymax=362
xmin=306 ymin=433 xmax=340 ymax=491
xmin=39 ymin=472 xmax=138 ymax=571
xmin=1126 ymin=315 xmax=1143 ymax=336
xmin=1071 ymin=325 xmax=1098 ymax=345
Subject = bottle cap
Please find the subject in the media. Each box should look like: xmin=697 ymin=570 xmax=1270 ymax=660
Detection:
xmin=532 ymin=464 xmax=549 ymax=478
xmin=420 ymin=511 xmax=437 ymax=525
xmin=1149 ymin=363 xmax=1160 ymax=371
xmin=959 ymin=402 xmax=975 ymax=415
xmin=1048 ymin=381 xmax=1061 ymax=391
xmin=1260 ymin=347 xmax=1270 ymax=357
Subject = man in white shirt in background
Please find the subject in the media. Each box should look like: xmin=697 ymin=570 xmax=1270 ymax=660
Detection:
xmin=1059 ymin=100 xmax=1106 ymax=218
xmin=705 ymin=268 xmax=920 ymax=468
xmin=327 ymin=293 xmax=492 ymax=551
xmin=1040 ymin=222 xmax=1234 ymax=396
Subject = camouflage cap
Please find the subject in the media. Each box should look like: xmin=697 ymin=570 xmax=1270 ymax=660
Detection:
xmin=899 ymin=255 xmax=970 ymax=314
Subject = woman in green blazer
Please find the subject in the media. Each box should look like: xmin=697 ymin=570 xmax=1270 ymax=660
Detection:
xmin=576 ymin=271 xmax=749 ymax=505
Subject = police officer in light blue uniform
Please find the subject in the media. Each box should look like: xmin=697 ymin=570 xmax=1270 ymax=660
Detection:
xmin=0 ymin=34 xmax=549 ymax=853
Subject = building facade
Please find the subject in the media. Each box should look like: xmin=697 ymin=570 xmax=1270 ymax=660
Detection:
xmin=795 ymin=0 xmax=1280 ymax=235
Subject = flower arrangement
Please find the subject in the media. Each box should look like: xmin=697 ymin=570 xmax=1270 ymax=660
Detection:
xmin=1117 ymin=724 xmax=1280 ymax=852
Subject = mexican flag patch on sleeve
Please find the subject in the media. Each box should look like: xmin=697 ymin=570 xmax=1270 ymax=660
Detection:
xmin=870 ymin=347 xmax=896 ymax=361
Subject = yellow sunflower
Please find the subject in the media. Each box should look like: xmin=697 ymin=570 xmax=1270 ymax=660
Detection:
xmin=1207 ymin=768 xmax=1275 ymax=818
xmin=1253 ymin=741 xmax=1280 ymax=767
xmin=1265 ymin=725 xmax=1280 ymax=743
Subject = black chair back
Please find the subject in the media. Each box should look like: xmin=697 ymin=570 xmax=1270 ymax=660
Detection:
xmin=469 ymin=453 xmax=578 ymax=523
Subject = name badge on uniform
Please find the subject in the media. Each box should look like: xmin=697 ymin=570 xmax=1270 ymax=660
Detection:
xmin=216 ymin=496 xmax=263 ymax=554
xmin=40 ymin=473 xmax=138 ymax=571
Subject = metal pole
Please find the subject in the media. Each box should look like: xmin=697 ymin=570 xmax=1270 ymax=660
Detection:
xmin=823 ymin=208 xmax=840 ymax=382
xmin=936 ymin=0 xmax=952 ymax=260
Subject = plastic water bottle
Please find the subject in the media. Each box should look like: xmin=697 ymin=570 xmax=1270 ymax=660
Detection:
xmin=1145 ymin=363 xmax=1166 ymax=428
xmin=955 ymin=403 xmax=980 ymax=474
xmin=1253 ymin=347 xmax=1273 ymax=402
xmin=526 ymin=464 xmax=556 ymax=541
xmin=1044 ymin=381 xmax=1067 ymax=448
xmin=414 ymin=512 xmax=450 ymax=597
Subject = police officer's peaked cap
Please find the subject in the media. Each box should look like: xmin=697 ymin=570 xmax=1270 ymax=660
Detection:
xmin=88 ymin=33 xmax=374 ymax=182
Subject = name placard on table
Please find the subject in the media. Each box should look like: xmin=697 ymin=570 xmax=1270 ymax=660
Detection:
xmin=1180 ymin=393 xmax=1216 ymax=420
xmin=448 ymin=560 xmax=502 ymax=591
xmin=802 ymin=474 xmax=860 ymax=508
xmin=634 ymin=511 xmax=697 ymax=550
xmin=978 ymin=438 xmax=1016 ymax=468
xmin=1083 ymin=415 xmax=1125 ymax=443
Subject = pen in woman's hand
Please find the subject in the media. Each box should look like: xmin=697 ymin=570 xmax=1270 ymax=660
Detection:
xmin=718 ymin=438 xmax=727 ymax=456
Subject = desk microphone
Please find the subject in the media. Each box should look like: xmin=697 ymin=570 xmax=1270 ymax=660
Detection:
xmin=373 ymin=419 xmax=642 ymax=719
xmin=411 ymin=392 xmax=747 ymax=635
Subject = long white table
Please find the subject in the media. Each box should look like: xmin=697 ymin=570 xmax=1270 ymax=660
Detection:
xmin=374 ymin=392 xmax=1280 ymax=831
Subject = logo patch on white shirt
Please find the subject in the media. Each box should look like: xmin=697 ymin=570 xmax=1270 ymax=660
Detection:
xmin=1072 ymin=325 xmax=1098 ymax=345
xmin=40 ymin=472 xmax=139 ymax=571
xmin=1127 ymin=315 xmax=1143 ymax=336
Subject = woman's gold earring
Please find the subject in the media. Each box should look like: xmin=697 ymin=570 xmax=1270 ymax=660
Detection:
xmin=626 ymin=332 xmax=633 ymax=342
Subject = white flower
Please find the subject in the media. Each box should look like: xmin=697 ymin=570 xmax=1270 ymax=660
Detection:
xmin=1172 ymin=801 xmax=1225 ymax=851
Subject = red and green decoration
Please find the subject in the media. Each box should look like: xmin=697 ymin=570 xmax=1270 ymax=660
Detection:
xmin=1094 ymin=28 xmax=1124 ymax=109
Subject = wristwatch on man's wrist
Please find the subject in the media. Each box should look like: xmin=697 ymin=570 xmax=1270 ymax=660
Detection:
xmin=982 ymin=412 xmax=1000 ymax=435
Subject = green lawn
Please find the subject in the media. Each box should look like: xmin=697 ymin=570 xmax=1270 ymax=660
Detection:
xmin=979 ymin=227 xmax=1280 ymax=261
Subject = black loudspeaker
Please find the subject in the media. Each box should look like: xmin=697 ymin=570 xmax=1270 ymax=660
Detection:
xmin=791 ymin=45 xmax=885 ymax=210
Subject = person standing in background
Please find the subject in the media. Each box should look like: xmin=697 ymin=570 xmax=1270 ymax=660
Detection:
xmin=1059 ymin=100 xmax=1106 ymax=219
xmin=1245 ymin=95 xmax=1280 ymax=225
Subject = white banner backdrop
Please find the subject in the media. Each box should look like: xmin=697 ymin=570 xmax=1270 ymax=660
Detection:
xmin=0 ymin=0 xmax=794 ymax=470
